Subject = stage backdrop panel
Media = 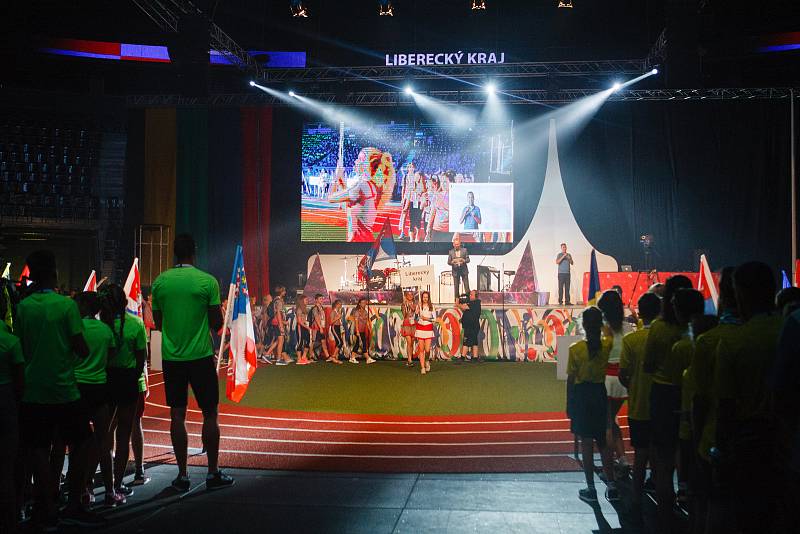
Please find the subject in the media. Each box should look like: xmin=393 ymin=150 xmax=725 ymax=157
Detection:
xmin=263 ymin=304 xmax=578 ymax=361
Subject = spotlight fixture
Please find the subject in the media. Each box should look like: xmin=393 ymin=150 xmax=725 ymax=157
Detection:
xmin=485 ymin=82 xmax=497 ymax=95
xmin=289 ymin=91 xmax=297 ymax=97
xmin=651 ymin=68 xmax=659 ymax=75
xmin=612 ymin=82 xmax=622 ymax=91
xmin=379 ymin=1 xmax=394 ymax=16
xmin=249 ymin=80 xmax=255 ymax=87
xmin=558 ymin=1 xmax=573 ymax=8
xmin=471 ymin=0 xmax=487 ymax=10
xmin=404 ymin=85 xmax=414 ymax=95
xmin=290 ymin=1 xmax=308 ymax=17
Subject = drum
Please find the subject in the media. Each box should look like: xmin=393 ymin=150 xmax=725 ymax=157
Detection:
xmin=367 ymin=271 xmax=386 ymax=291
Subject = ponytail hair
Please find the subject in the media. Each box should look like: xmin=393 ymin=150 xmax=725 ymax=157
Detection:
xmin=581 ymin=306 xmax=604 ymax=360
xmin=597 ymin=290 xmax=624 ymax=334
xmin=98 ymin=283 xmax=127 ymax=348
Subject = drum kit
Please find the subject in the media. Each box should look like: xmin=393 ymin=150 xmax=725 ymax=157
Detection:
xmin=338 ymin=255 xmax=410 ymax=291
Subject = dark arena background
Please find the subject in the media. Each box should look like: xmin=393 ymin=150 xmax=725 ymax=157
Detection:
xmin=1 ymin=1 xmax=799 ymax=533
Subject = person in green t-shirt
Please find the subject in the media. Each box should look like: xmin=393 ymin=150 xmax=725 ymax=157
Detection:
xmin=618 ymin=291 xmax=661 ymax=508
xmin=715 ymin=262 xmax=785 ymax=533
xmin=16 ymin=250 xmax=104 ymax=528
xmin=72 ymin=291 xmax=123 ymax=507
xmin=98 ymin=283 xmax=146 ymax=498
xmin=152 ymin=234 xmax=232 ymax=492
xmin=0 ymin=289 xmax=24 ymax=534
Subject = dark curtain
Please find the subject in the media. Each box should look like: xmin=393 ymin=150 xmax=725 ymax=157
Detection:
xmin=559 ymin=100 xmax=793 ymax=272
xmin=176 ymin=108 xmax=210 ymax=270
xmin=207 ymin=108 xmax=244 ymax=285
xmin=123 ymin=108 xmax=145 ymax=282
xmin=241 ymin=107 xmax=273 ymax=299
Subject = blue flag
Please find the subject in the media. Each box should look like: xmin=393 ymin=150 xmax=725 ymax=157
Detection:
xmin=587 ymin=249 xmax=601 ymax=304
xmin=782 ymin=270 xmax=791 ymax=290
xmin=358 ymin=219 xmax=397 ymax=277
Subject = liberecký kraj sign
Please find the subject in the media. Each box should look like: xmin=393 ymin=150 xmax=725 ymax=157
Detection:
xmin=385 ymin=51 xmax=506 ymax=66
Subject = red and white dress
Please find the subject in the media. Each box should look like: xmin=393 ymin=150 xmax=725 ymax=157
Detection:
xmin=605 ymin=331 xmax=629 ymax=400
xmin=415 ymin=306 xmax=436 ymax=340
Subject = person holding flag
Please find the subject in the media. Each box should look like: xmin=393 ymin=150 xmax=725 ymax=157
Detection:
xmin=151 ymin=234 xmax=233 ymax=492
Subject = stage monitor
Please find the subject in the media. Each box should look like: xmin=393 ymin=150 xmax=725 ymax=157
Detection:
xmin=300 ymin=120 xmax=514 ymax=244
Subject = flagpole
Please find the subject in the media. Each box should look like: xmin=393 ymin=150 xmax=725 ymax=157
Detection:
xmin=791 ymin=88 xmax=797 ymax=284
xmin=216 ymin=282 xmax=235 ymax=373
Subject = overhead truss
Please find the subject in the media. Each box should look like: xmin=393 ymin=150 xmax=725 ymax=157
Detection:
xmin=262 ymin=59 xmax=649 ymax=83
xmin=131 ymin=0 xmax=263 ymax=78
xmin=127 ymin=87 xmax=796 ymax=107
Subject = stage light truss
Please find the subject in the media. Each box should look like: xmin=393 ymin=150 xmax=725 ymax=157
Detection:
xmin=131 ymin=0 xmax=264 ymax=78
xmin=127 ymin=87 xmax=796 ymax=107
xmin=260 ymin=60 xmax=648 ymax=83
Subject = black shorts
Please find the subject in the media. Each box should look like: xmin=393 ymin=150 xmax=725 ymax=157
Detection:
xmin=297 ymin=328 xmax=311 ymax=351
xmin=628 ymin=418 xmax=652 ymax=449
xmin=649 ymin=382 xmax=681 ymax=454
xmin=107 ymin=367 xmax=141 ymax=405
xmin=162 ymin=356 xmax=219 ymax=414
xmin=571 ymin=382 xmax=608 ymax=446
xmin=409 ymin=207 xmax=422 ymax=228
xmin=21 ymin=400 xmax=91 ymax=449
xmin=354 ymin=331 xmax=369 ymax=353
xmin=462 ymin=324 xmax=480 ymax=347
xmin=78 ymin=382 xmax=108 ymax=411
xmin=268 ymin=323 xmax=285 ymax=339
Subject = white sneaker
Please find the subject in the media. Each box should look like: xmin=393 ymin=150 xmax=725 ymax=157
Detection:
xmin=366 ymin=356 xmax=376 ymax=364
xmin=348 ymin=357 xmax=359 ymax=364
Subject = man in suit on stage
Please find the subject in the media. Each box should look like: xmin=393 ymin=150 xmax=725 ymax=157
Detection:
xmin=448 ymin=234 xmax=470 ymax=301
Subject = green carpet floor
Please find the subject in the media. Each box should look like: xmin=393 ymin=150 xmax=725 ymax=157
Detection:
xmin=220 ymin=361 xmax=567 ymax=416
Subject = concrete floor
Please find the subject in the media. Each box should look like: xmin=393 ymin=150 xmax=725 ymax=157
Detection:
xmin=84 ymin=463 xmax=680 ymax=533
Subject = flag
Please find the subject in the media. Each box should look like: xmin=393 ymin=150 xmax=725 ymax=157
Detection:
xmin=587 ymin=249 xmax=601 ymax=304
xmin=19 ymin=265 xmax=32 ymax=286
xmin=359 ymin=218 xmax=397 ymax=277
xmin=781 ymin=270 xmax=791 ymax=290
xmin=697 ymin=254 xmax=719 ymax=315
xmin=1 ymin=263 xmax=9 ymax=280
xmin=83 ymin=270 xmax=97 ymax=292
xmin=796 ymin=259 xmax=800 ymax=287
xmin=225 ymin=246 xmax=257 ymax=403
xmin=123 ymin=258 xmax=142 ymax=316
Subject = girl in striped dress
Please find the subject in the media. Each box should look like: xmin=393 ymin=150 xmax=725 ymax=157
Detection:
xmin=327 ymin=300 xmax=345 ymax=363
xmin=415 ymin=291 xmax=435 ymax=375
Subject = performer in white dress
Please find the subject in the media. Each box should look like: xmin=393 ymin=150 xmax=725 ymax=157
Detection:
xmin=415 ymin=291 xmax=436 ymax=375
xmin=327 ymin=147 xmax=396 ymax=242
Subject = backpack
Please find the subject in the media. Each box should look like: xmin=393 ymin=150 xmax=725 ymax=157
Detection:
xmin=266 ymin=299 xmax=277 ymax=324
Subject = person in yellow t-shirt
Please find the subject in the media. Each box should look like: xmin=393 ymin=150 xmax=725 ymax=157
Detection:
xmin=642 ymin=275 xmax=692 ymax=526
xmin=688 ymin=266 xmax=739 ymax=529
xmin=619 ymin=292 xmax=661 ymax=508
xmin=567 ymin=307 xmax=618 ymax=504
xmin=715 ymin=262 xmax=785 ymax=533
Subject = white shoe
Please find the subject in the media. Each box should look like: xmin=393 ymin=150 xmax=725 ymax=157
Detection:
xmin=366 ymin=356 xmax=376 ymax=364
xmin=348 ymin=357 xmax=359 ymax=364
xmin=425 ymin=361 xmax=431 ymax=372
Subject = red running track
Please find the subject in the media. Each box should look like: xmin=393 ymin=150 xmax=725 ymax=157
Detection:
xmin=142 ymin=372 xmax=629 ymax=473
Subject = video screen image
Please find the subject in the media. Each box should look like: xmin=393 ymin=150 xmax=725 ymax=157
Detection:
xmin=300 ymin=120 xmax=514 ymax=243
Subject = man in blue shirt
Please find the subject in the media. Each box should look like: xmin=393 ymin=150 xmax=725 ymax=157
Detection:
xmin=556 ymin=243 xmax=574 ymax=305
xmin=459 ymin=192 xmax=482 ymax=232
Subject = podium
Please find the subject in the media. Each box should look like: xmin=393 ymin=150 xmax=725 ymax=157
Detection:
xmin=477 ymin=265 xmax=500 ymax=292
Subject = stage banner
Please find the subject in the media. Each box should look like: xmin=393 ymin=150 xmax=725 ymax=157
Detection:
xmin=400 ymin=265 xmax=436 ymax=288
xmin=264 ymin=304 xmax=578 ymax=362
